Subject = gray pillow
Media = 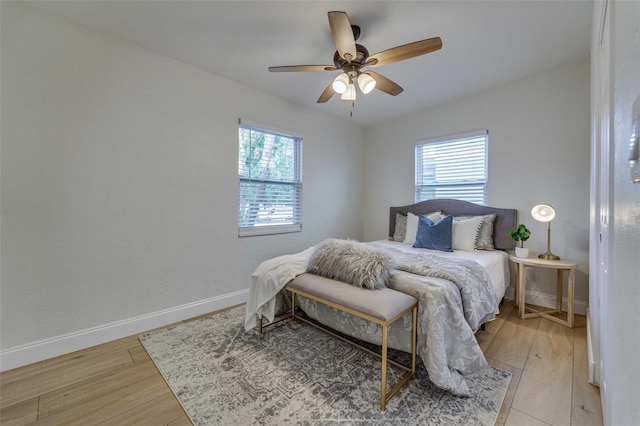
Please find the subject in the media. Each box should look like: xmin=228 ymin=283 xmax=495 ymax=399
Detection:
xmin=307 ymin=239 xmax=395 ymax=289
xmin=394 ymin=211 xmax=442 ymax=244
xmin=392 ymin=213 xmax=407 ymax=242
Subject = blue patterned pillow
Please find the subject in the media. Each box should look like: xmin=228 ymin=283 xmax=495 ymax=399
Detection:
xmin=413 ymin=215 xmax=453 ymax=252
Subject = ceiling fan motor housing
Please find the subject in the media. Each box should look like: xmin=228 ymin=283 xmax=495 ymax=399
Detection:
xmin=333 ymin=44 xmax=370 ymax=68
xmin=351 ymin=24 xmax=361 ymax=41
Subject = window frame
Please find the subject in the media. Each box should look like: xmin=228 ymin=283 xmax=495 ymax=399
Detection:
xmin=238 ymin=119 xmax=303 ymax=237
xmin=414 ymin=130 xmax=488 ymax=205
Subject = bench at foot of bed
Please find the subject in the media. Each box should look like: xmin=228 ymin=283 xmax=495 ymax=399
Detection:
xmin=259 ymin=272 xmax=418 ymax=412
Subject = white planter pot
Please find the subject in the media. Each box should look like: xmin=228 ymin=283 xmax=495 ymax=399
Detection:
xmin=515 ymin=247 xmax=529 ymax=258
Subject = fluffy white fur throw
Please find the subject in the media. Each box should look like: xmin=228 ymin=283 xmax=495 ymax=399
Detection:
xmin=306 ymin=239 xmax=395 ymax=289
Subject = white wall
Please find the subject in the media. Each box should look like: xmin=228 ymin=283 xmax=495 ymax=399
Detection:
xmin=363 ymin=58 xmax=591 ymax=306
xmin=0 ymin=4 xmax=364 ymax=364
xmin=0 ymin=3 xmax=598 ymax=373
xmin=595 ymin=1 xmax=640 ymax=424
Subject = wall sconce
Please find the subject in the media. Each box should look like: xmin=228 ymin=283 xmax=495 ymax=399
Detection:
xmin=531 ymin=204 xmax=560 ymax=260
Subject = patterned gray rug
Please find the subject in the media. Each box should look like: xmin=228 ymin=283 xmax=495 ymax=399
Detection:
xmin=140 ymin=307 xmax=510 ymax=425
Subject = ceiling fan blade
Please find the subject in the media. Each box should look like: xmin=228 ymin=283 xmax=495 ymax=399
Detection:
xmin=363 ymin=58 xmax=379 ymax=67
xmin=317 ymin=83 xmax=335 ymax=103
xmin=328 ymin=11 xmax=357 ymax=62
xmin=269 ymin=65 xmax=337 ymax=72
xmin=366 ymin=71 xmax=403 ymax=96
xmin=368 ymin=37 xmax=442 ymax=67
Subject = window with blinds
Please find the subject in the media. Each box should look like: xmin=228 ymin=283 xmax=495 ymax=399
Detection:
xmin=415 ymin=131 xmax=488 ymax=205
xmin=238 ymin=120 xmax=302 ymax=237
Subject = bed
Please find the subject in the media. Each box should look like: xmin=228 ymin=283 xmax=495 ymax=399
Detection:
xmin=244 ymin=199 xmax=516 ymax=396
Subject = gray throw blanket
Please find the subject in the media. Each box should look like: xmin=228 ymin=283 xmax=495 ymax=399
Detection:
xmin=385 ymin=248 xmax=496 ymax=332
xmin=370 ymin=242 xmax=497 ymax=395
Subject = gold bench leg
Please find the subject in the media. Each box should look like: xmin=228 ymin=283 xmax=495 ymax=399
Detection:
xmin=381 ymin=306 xmax=417 ymax=411
xmin=256 ymin=290 xmax=297 ymax=335
xmin=412 ymin=305 xmax=417 ymax=375
xmin=381 ymin=324 xmax=388 ymax=411
xmin=291 ymin=291 xmax=296 ymax=319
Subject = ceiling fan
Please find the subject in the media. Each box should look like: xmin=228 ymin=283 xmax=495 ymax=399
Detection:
xmin=268 ymin=11 xmax=442 ymax=103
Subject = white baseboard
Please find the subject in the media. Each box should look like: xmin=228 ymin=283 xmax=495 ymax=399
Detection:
xmin=586 ymin=309 xmax=600 ymax=386
xmin=1 ymin=287 xmax=584 ymax=372
xmin=503 ymin=287 xmax=587 ymax=316
xmin=0 ymin=289 xmax=249 ymax=372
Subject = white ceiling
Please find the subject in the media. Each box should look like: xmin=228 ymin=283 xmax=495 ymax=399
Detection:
xmin=21 ymin=1 xmax=592 ymax=127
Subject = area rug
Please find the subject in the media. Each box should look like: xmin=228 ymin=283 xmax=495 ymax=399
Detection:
xmin=140 ymin=307 xmax=510 ymax=425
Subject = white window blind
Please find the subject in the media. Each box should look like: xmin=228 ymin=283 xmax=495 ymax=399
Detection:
xmin=415 ymin=131 xmax=488 ymax=205
xmin=238 ymin=120 xmax=302 ymax=237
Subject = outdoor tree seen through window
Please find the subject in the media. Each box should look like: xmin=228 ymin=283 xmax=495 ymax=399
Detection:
xmin=238 ymin=122 xmax=302 ymax=236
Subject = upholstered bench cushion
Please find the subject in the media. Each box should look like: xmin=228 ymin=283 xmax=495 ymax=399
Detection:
xmin=287 ymin=273 xmax=417 ymax=322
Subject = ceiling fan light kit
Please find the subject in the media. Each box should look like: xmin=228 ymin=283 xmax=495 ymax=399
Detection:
xmin=268 ymin=11 xmax=442 ymax=105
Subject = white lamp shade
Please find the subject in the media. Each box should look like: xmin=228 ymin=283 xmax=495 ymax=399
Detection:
xmin=357 ymin=73 xmax=376 ymax=94
xmin=332 ymin=73 xmax=349 ymax=94
xmin=531 ymin=204 xmax=556 ymax=222
xmin=340 ymin=83 xmax=356 ymax=101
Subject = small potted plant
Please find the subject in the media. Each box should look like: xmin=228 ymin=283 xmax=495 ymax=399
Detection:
xmin=508 ymin=224 xmax=531 ymax=258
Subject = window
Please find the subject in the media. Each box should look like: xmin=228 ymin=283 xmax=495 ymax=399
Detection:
xmin=415 ymin=131 xmax=488 ymax=204
xmin=238 ymin=119 xmax=302 ymax=237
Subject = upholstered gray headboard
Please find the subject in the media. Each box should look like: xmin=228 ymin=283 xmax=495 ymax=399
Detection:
xmin=389 ymin=199 xmax=517 ymax=250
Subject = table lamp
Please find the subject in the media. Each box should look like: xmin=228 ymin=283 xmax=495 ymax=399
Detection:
xmin=531 ymin=204 xmax=560 ymax=260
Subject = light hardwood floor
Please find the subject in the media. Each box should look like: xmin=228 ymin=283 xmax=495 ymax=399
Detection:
xmin=1 ymin=301 xmax=602 ymax=425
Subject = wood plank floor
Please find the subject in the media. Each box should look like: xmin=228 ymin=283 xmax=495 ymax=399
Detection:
xmin=1 ymin=301 xmax=602 ymax=425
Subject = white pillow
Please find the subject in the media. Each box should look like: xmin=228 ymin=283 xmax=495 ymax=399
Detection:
xmin=452 ymin=216 xmax=484 ymax=251
xmin=403 ymin=211 xmax=442 ymax=245
xmin=455 ymin=214 xmax=496 ymax=250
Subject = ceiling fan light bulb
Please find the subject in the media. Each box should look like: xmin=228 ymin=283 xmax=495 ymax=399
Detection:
xmin=358 ymin=73 xmax=376 ymax=94
xmin=341 ymin=83 xmax=356 ymax=101
xmin=332 ymin=73 xmax=349 ymax=94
